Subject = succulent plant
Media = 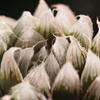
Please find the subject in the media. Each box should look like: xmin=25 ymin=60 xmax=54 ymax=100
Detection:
xmin=0 ymin=0 xmax=100 ymax=100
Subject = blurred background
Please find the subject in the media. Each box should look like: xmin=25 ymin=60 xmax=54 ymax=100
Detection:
xmin=0 ymin=0 xmax=100 ymax=35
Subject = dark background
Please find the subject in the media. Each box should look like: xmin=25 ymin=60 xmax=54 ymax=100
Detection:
xmin=0 ymin=0 xmax=100 ymax=35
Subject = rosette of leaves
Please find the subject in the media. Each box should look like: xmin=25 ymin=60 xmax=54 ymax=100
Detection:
xmin=81 ymin=50 xmax=100 ymax=98
xmin=91 ymin=18 xmax=100 ymax=57
xmin=0 ymin=47 xmax=23 ymax=95
xmin=44 ymin=51 xmax=60 ymax=85
xmin=70 ymin=15 xmax=93 ymax=49
xmin=52 ymin=62 xmax=80 ymax=100
xmin=51 ymin=4 xmax=77 ymax=35
xmin=13 ymin=11 xmax=38 ymax=44
xmin=66 ymin=36 xmax=87 ymax=76
xmin=24 ymin=62 xmax=51 ymax=97
xmin=51 ymin=36 xmax=69 ymax=67
xmin=15 ymin=27 xmax=45 ymax=48
xmin=83 ymin=76 xmax=100 ymax=100
xmin=8 ymin=82 xmax=47 ymax=100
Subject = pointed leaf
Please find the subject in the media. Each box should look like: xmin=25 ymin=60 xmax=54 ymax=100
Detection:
xmin=0 ymin=21 xmax=15 ymax=54
xmin=91 ymin=18 xmax=100 ymax=57
xmin=52 ymin=62 xmax=80 ymax=100
xmin=45 ymin=52 xmax=60 ymax=85
xmin=52 ymin=36 xmax=69 ymax=67
xmin=70 ymin=15 xmax=93 ymax=40
xmin=71 ymin=31 xmax=91 ymax=49
xmin=83 ymin=76 xmax=100 ymax=100
xmin=66 ymin=36 xmax=87 ymax=75
xmin=9 ymin=82 xmax=46 ymax=100
xmin=14 ymin=47 xmax=34 ymax=77
xmin=0 ymin=47 xmax=23 ymax=94
xmin=81 ymin=50 xmax=100 ymax=97
xmin=52 ymin=4 xmax=77 ymax=34
xmin=15 ymin=27 xmax=45 ymax=48
xmin=0 ymin=15 xmax=17 ymax=29
xmin=13 ymin=11 xmax=38 ymax=44
xmin=34 ymin=0 xmax=49 ymax=17
xmin=34 ymin=9 xmax=64 ymax=44
xmin=24 ymin=62 xmax=50 ymax=96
